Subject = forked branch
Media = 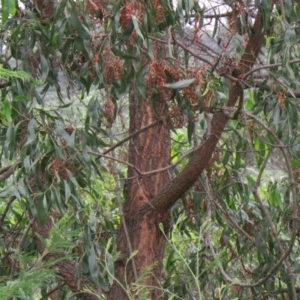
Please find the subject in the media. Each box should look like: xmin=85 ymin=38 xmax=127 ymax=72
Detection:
xmin=140 ymin=5 xmax=269 ymax=214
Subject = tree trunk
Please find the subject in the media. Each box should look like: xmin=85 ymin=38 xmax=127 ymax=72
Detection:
xmin=108 ymin=3 xmax=269 ymax=299
xmin=107 ymin=91 xmax=171 ymax=299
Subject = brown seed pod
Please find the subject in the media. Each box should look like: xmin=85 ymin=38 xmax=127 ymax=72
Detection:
xmin=144 ymin=61 xmax=180 ymax=102
xmin=64 ymin=125 xmax=74 ymax=135
xmin=50 ymin=157 xmax=74 ymax=181
xmin=183 ymin=68 xmax=211 ymax=111
xmin=102 ymin=52 xmax=123 ymax=85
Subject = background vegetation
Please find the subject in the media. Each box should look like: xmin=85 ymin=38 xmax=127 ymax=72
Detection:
xmin=0 ymin=0 xmax=300 ymax=299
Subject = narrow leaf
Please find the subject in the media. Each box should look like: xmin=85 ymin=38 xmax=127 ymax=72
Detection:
xmin=164 ymin=78 xmax=195 ymax=89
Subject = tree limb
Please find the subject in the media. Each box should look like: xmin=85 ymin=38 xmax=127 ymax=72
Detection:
xmin=0 ymin=165 xmax=18 ymax=182
xmin=141 ymin=6 xmax=267 ymax=214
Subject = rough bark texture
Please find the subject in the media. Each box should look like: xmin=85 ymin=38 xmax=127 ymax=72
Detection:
xmin=141 ymin=7 xmax=266 ymax=213
xmin=107 ymin=92 xmax=171 ymax=299
xmin=108 ymin=6 xmax=268 ymax=299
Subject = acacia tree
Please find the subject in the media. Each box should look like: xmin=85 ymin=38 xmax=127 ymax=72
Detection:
xmin=1 ymin=0 xmax=300 ymax=299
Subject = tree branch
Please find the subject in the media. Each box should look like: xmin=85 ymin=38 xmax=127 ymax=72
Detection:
xmin=102 ymin=121 xmax=158 ymax=155
xmin=28 ymin=178 xmax=101 ymax=300
xmin=170 ymin=28 xmax=214 ymax=67
xmin=243 ymin=59 xmax=300 ymax=79
xmin=0 ymin=165 xmax=13 ymax=175
xmin=0 ymin=165 xmax=18 ymax=182
xmin=89 ymin=147 xmax=195 ymax=177
xmin=140 ymin=6 xmax=267 ymax=214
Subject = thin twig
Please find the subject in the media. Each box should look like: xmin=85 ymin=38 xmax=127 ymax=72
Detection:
xmin=253 ymin=80 xmax=300 ymax=98
xmin=18 ymin=218 xmax=34 ymax=250
xmin=242 ymin=110 xmax=298 ymax=292
xmin=214 ymin=201 xmax=255 ymax=243
xmin=243 ymin=59 xmax=300 ymax=79
xmin=170 ymin=28 xmax=214 ymax=67
xmin=200 ymin=111 xmax=298 ymax=290
xmin=89 ymin=147 xmax=196 ymax=177
xmin=102 ymin=121 xmax=158 ymax=155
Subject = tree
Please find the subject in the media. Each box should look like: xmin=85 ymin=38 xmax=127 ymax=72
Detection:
xmin=1 ymin=0 xmax=300 ymax=299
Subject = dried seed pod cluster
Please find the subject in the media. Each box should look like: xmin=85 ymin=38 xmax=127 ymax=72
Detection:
xmin=120 ymin=0 xmax=143 ymax=31
xmin=168 ymin=103 xmax=184 ymax=128
xmin=103 ymin=55 xmax=123 ymax=85
xmin=49 ymin=126 xmax=75 ymax=182
xmin=89 ymin=47 xmax=123 ymax=84
xmin=84 ymin=0 xmax=106 ymax=18
xmin=16 ymin=119 xmax=30 ymax=148
xmin=276 ymin=92 xmax=286 ymax=108
xmin=183 ymin=68 xmax=212 ymax=111
xmin=144 ymin=61 xmax=180 ymax=102
xmin=151 ymin=0 xmax=165 ymax=24
xmin=205 ymin=147 xmax=221 ymax=180
xmin=50 ymin=157 xmax=74 ymax=182
xmin=104 ymin=100 xmax=114 ymax=120
xmin=36 ymin=0 xmax=54 ymax=20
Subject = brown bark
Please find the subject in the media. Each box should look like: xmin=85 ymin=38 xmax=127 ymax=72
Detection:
xmin=141 ymin=6 xmax=267 ymax=213
xmin=108 ymin=92 xmax=171 ymax=299
xmin=108 ymin=4 xmax=270 ymax=299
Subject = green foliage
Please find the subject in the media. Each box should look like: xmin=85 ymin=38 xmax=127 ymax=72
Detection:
xmin=0 ymin=0 xmax=300 ymax=299
xmin=1 ymin=0 xmax=15 ymax=24
xmin=0 ymin=66 xmax=30 ymax=82
xmin=0 ymin=267 xmax=57 ymax=299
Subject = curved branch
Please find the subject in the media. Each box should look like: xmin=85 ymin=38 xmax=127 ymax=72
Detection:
xmin=214 ymin=110 xmax=297 ymax=291
xmin=0 ymin=165 xmax=13 ymax=175
xmin=0 ymin=165 xmax=18 ymax=182
xmin=140 ymin=6 xmax=267 ymax=214
xmin=205 ymin=108 xmax=299 ymax=290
